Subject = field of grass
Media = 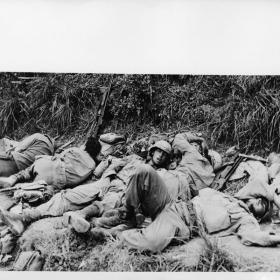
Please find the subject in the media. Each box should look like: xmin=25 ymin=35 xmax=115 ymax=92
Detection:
xmin=1 ymin=73 xmax=280 ymax=155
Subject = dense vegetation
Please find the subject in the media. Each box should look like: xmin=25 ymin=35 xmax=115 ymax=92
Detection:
xmin=1 ymin=73 xmax=280 ymax=153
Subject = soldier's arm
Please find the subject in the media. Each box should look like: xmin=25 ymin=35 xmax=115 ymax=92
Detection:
xmin=237 ymin=216 xmax=280 ymax=247
xmin=181 ymin=132 xmax=204 ymax=143
xmin=14 ymin=134 xmax=36 ymax=152
xmin=102 ymin=157 xmax=127 ymax=178
xmin=172 ymin=133 xmax=196 ymax=154
xmin=0 ymin=165 xmax=36 ymax=188
xmin=173 ymin=132 xmax=209 ymax=156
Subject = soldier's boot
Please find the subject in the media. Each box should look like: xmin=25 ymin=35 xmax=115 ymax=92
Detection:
xmin=0 ymin=208 xmax=41 ymax=236
xmin=135 ymin=210 xmax=145 ymax=227
xmin=0 ymin=232 xmax=17 ymax=255
xmin=90 ymin=224 xmax=131 ymax=241
xmin=92 ymin=210 xmax=126 ymax=229
xmin=89 ymin=227 xmax=111 ymax=241
xmin=63 ymin=202 xmax=103 ymax=233
xmin=0 ymin=209 xmax=25 ymax=236
xmin=117 ymin=205 xmax=145 ymax=227
xmin=102 ymin=209 xmax=120 ymax=218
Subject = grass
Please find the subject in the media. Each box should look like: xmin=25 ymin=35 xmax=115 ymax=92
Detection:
xmin=1 ymin=74 xmax=280 ymax=155
xmin=195 ymin=243 xmax=236 ymax=272
xmin=0 ymin=94 xmax=28 ymax=137
xmin=74 ymin=238 xmax=236 ymax=272
xmin=21 ymin=216 xmax=237 ymax=272
xmin=20 ymin=216 xmax=280 ymax=272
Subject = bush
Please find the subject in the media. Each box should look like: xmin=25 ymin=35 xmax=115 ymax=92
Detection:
xmin=0 ymin=73 xmax=108 ymax=138
xmin=26 ymin=74 xmax=109 ymax=135
xmin=1 ymin=73 xmax=280 ymax=153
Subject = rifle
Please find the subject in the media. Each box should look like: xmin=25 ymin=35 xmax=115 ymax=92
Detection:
xmin=87 ymin=77 xmax=113 ymax=138
xmin=0 ymin=180 xmax=47 ymax=193
xmin=238 ymin=153 xmax=267 ymax=164
xmin=55 ymin=139 xmax=75 ymax=153
xmin=211 ymin=156 xmax=244 ymax=191
xmin=211 ymin=153 xmax=267 ymax=191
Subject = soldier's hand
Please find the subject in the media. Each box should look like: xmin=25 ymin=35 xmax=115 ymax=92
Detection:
xmin=0 ymin=177 xmax=16 ymax=189
xmin=201 ymin=140 xmax=209 ymax=156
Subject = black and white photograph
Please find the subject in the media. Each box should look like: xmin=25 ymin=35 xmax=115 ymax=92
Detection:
xmin=0 ymin=73 xmax=280 ymax=272
xmin=0 ymin=0 xmax=280 ymax=277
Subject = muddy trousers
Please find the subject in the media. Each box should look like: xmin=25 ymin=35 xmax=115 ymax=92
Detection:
xmin=121 ymin=164 xmax=192 ymax=252
xmin=22 ymin=178 xmax=120 ymax=223
xmin=124 ymin=164 xmax=172 ymax=219
xmin=0 ymin=158 xmax=18 ymax=177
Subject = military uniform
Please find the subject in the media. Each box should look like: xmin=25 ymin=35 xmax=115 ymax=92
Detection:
xmin=11 ymin=147 xmax=95 ymax=189
xmin=0 ymin=133 xmax=54 ymax=177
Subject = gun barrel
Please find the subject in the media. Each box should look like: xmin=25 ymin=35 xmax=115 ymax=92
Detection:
xmin=0 ymin=186 xmax=17 ymax=193
xmin=238 ymin=153 xmax=267 ymax=163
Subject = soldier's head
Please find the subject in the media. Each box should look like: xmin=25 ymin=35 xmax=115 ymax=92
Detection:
xmin=148 ymin=140 xmax=172 ymax=168
xmin=190 ymin=141 xmax=202 ymax=153
xmin=85 ymin=136 xmax=102 ymax=161
xmin=246 ymin=197 xmax=268 ymax=220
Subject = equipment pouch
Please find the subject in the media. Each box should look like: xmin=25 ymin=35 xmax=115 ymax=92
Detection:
xmin=13 ymin=250 xmax=44 ymax=271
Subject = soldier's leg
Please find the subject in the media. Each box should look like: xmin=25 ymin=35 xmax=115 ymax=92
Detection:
xmin=0 ymin=178 xmax=110 ymax=235
xmin=125 ymin=164 xmax=171 ymax=221
xmin=65 ymin=190 xmax=123 ymax=233
xmin=120 ymin=203 xmax=191 ymax=253
xmin=0 ymin=159 xmax=18 ymax=177
xmin=63 ymin=202 xmax=103 ymax=233
xmin=37 ymin=178 xmax=109 ymax=217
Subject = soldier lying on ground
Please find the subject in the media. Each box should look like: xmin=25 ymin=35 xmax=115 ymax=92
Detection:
xmin=3 ymin=132 xmax=280 ymax=255
xmin=0 ymin=133 xmax=54 ymax=177
xmin=0 ymin=137 xmax=101 ymax=197
xmin=0 ymin=134 xmax=215 ymax=250
xmin=110 ymin=140 xmax=280 ymax=252
xmin=235 ymin=153 xmax=280 ymax=222
xmin=53 ymin=137 xmax=280 ymax=252
xmin=115 ymin=169 xmax=280 ymax=252
xmin=4 ymin=133 xmax=278 ymax=254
